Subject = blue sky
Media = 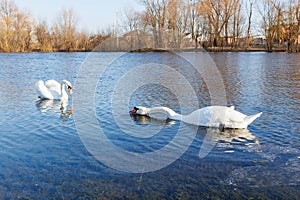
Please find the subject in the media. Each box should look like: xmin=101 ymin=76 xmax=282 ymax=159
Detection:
xmin=14 ymin=0 xmax=143 ymax=33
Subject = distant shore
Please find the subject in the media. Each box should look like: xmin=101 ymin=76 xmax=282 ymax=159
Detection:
xmin=0 ymin=47 xmax=292 ymax=53
xmin=204 ymin=47 xmax=288 ymax=52
xmin=128 ymin=47 xmax=289 ymax=53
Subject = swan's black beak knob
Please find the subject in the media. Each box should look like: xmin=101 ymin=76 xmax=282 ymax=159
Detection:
xmin=68 ymin=86 xmax=73 ymax=95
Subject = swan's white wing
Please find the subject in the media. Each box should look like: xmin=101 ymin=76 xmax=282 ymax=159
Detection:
xmin=226 ymin=108 xmax=247 ymax=123
xmin=183 ymin=107 xmax=212 ymax=126
xmin=45 ymin=80 xmax=61 ymax=95
xmin=35 ymin=80 xmax=54 ymax=99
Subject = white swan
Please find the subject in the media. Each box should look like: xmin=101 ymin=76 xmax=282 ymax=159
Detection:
xmin=130 ymin=106 xmax=262 ymax=129
xmin=35 ymin=79 xmax=73 ymax=100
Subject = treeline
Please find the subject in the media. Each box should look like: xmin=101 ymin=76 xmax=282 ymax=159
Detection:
xmin=123 ymin=0 xmax=300 ymax=52
xmin=2 ymin=0 xmax=300 ymax=52
xmin=0 ymin=0 xmax=111 ymax=52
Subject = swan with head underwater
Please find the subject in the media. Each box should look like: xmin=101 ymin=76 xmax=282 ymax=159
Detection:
xmin=130 ymin=105 xmax=262 ymax=129
xmin=35 ymin=79 xmax=73 ymax=100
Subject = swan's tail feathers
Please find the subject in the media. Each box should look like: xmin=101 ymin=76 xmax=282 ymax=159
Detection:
xmin=245 ymin=112 xmax=262 ymax=125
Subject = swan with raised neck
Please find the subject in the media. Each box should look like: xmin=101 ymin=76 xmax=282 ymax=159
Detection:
xmin=35 ymin=79 xmax=73 ymax=100
xmin=130 ymin=106 xmax=262 ymax=129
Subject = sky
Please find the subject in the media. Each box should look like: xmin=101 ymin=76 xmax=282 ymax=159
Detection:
xmin=14 ymin=0 xmax=144 ymax=33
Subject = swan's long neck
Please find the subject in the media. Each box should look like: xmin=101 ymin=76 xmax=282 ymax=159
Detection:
xmin=60 ymin=82 xmax=68 ymax=99
xmin=149 ymin=107 xmax=182 ymax=120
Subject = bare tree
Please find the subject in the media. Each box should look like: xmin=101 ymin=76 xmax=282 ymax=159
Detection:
xmin=121 ymin=6 xmax=140 ymax=33
xmin=13 ymin=10 xmax=33 ymax=51
xmin=0 ymin=0 xmax=17 ymax=51
xmin=166 ymin=0 xmax=178 ymax=48
xmin=204 ymin=0 xmax=237 ymax=47
xmin=271 ymin=1 xmax=285 ymax=46
xmin=232 ymin=0 xmax=243 ymax=48
xmin=285 ymin=0 xmax=300 ymax=52
xmin=258 ymin=0 xmax=276 ymax=51
xmin=53 ymin=8 xmax=79 ymax=51
xmin=189 ymin=0 xmax=203 ymax=48
xmin=295 ymin=0 xmax=300 ymax=51
xmin=258 ymin=0 xmax=288 ymax=51
xmin=246 ymin=0 xmax=253 ymax=48
xmin=140 ymin=0 xmax=168 ymax=48
xmin=121 ymin=7 xmax=143 ymax=49
xmin=223 ymin=0 xmax=238 ymax=46
xmin=75 ymin=30 xmax=91 ymax=51
xmin=36 ymin=20 xmax=53 ymax=52
xmin=164 ymin=0 xmax=190 ymax=49
xmin=195 ymin=1 xmax=211 ymax=47
xmin=0 ymin=0 xmax=33 ymax=52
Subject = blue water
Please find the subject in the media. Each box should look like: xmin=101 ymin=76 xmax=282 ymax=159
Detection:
xmin=0 ymin=52 xmax=299 ymax=199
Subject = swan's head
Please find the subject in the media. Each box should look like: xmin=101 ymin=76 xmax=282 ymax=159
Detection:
xmin=62 ymin=80 xmax=73 ymax=94
xmin=129 ymin=106 xmax=149 ymax=115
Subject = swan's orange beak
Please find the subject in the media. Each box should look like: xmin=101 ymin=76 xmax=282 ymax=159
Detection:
xmin=129 ymin=109 xmax=136 ymax=113
xmin=130 ymin=107 xmax=139 ymax=113
xmin=69 ymin=106 xmax=73 ymax=114
xmin=68 ymin=86 xmax=73 ymax=95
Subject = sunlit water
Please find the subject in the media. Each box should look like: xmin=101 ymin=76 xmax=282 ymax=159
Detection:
xmin=0 ymin=52 xmax=299 ymax=199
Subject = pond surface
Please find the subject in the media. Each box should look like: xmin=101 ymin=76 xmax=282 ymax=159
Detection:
xmin=0 ymin=52 xmax=299 ymax=199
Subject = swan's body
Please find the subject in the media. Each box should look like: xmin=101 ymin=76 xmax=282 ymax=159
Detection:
xmin=130 ymin=106 xmax=262 ymax=129
xmin=35 ymin=79 xmax=73 ymax=100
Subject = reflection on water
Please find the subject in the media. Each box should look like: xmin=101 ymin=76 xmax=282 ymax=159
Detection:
xmin=198 ymin=127 xmax=259 ymax=158
xmin=36 ymin=99 xmax=73 ymax=118
xmin=130 ymin=112 xmax=257 ymax=142
xmin=130 ymin=113 xmax=176 ymax=126
xmin=208 ymin=128 xmax=257 ymax=143
xmin=130 ymin=112 xmax=259 ymax=159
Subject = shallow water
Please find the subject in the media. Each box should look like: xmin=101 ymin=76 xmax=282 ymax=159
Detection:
xmin=0 ymin=52 xmax=299 ymax=199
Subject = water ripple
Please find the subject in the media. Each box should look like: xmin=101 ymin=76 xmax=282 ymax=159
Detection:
xmin=0 ymin=52 xmax=299 ymax=198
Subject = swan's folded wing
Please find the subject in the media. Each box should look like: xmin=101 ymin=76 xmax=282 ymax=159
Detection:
xmin=227 ymin=109 xmax=247 ymax=123
xmin=35 ymin=80 xmax=54 ymax=99
xmin=45 ymin=80 xmax=61 ymax=95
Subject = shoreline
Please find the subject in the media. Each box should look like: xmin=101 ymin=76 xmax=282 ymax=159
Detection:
xmin=204 ymin=46 xmax=288 ymax=53
xmin=0 ymin=47 xmax=294 ymax=53
xmin=129 ymin=47 xmax=290 ymax=53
